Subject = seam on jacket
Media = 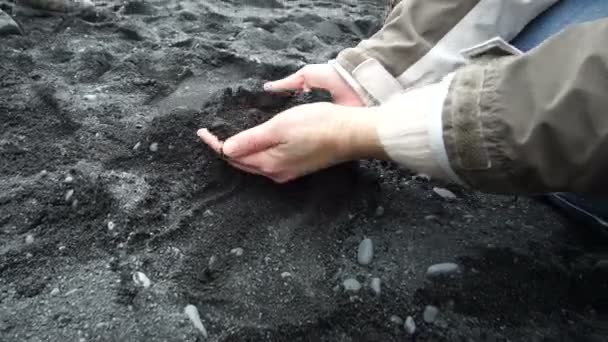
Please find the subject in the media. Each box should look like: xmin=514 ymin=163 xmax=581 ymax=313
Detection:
xmin=396 ymin=0 xmax=558 ymax=88
xmin=427 ymin=73 xmax=466 ymax=185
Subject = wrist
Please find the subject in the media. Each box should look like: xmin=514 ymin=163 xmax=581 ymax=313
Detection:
xmin=336 ymin=107 xmax=388 ymax=161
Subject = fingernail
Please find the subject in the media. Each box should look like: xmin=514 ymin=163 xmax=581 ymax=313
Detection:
xmin=263 ymin=82 xmax=272 ymax=91
xmin=196 ymin=128 xmax=207 ymax=137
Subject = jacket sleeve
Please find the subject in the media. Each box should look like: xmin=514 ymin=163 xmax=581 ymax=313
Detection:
xmin=332 ymin=0 xmax=558 ymax=105
xmin=438 ymin=18 xmax=608 ymax=194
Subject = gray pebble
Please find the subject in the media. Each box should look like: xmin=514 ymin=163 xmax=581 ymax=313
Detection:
xmin=133 ymin=271 xmax=151 ymax=288
xmin=133 ymin=142 xmax=141 ymax=150
xmin=107 ymin=221 xmax=116 ymax=231
xmin=149 ymin=142 xmax=159 ymax=152
xmin=423 ymin=305 xmax=439 ymax=323
xmin=65 ymin=189 xmax=75 ymax=202
xmin=375 ymin=206 xmax=385 ymax=217
xmin=426 ymin=263 xmax=460 ymax=279
xmin=25 ymin=234 xmax=34 ymax=244
xmin=64 ymin=175 xmax=74 ymax=183
xmin=83 ymin=94 xmax=97 ymax=101
xmin=208 ymin=255 xmax=217 ymax=270
xmin=389 ymin=315 xmax=403 ymax=325
xmin=50 ymin=288 xmax=60 ymax=296
xmin=405 ymin=316 xmax=416 ymax=335
xmin=370 ymin=277 xmax=381 ymax=296
xmin=342 ymin=278 xmax=361 ymax=293
xmin=230 ymin=247 xmax=244 ymax=256
xmin=433 ymin=187 xmax=457 ymax=200
xmin=184 ymin=304 xmax=208 ymax=338
xmin=357 ymin=238 xmax=374 ymax=265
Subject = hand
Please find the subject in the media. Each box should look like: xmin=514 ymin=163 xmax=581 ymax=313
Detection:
xmin=265 ymin=64 xmax=365 ymax=107
xmin=198 ymin=103 xmax=386 ymax=183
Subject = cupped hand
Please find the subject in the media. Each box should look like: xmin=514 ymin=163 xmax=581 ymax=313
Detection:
xmin=198 ymin=103 xmax=386 ymax=183
xmin=265 ymin=64 xmax=365 ymax=107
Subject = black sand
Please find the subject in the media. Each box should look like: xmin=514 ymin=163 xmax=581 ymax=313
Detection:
xmin=1 ymin=1 xmax=606 ymax=341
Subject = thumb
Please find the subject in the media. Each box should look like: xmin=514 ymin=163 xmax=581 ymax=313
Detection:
xmin=223 ymin=121 xmax=279 ymax=158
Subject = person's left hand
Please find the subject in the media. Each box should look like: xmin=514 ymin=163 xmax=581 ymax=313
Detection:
xmin=197 ymin=102 xmax=387 ymax=183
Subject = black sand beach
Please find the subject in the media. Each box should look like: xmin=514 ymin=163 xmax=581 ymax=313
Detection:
xmin=1 ymin=1 xmax=606 ymax=341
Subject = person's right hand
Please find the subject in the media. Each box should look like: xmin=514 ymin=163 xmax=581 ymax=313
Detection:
xmin=264 ymin=64 xmax=365 ymax=107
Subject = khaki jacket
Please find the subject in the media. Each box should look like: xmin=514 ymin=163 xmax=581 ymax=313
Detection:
xmin=334 ymin=0 xmax=608 ymax=194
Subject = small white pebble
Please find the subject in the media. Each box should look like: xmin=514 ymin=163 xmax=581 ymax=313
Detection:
xmin=132 ymin=271 xmax=151 ymax=288
xmin=25 ymin=234 xmax=34 ymax=244
xmin=342 ymin=278 xmax=361 ymax=293
xmin=370 ymin=277 xmax=381 ymax=296
xmin=107 ymin=221 xmax=116 ymax=231
xmin=50 ymin=288 xmax=60 ymax=296
xmin=184 ymin=304 xmax=208 ymax=338
xmin=390 ymin=315 xmax=403 ymax=325
xmin=208 ymin=255 xmax=217 ymax=269
xmin=405 ymin=316 xmax=416 ymax=335
xmin=426 ymin=263 xmax=460 ymax=279
xmin=230 ymin=248 xmax=244 ymax=256
xmin=58 ymin=245 xmax=66 ymax=252
xmin=133 ymin=142 xmax=141 ymax=150
xmin=149 ymin=142 xmax=159 ymax=152
xmin=423 ymin=305 xmax=439 ymax=323
xmin=357 ymin=238 xmax=374 ymax=266
xmin=83 ymin=94 xmax=97 ymax=101
xmin=64 ymin=175 xmax=74 ymax=183
xmin=280 ymin=272 xmax=292 ymax=279
xmin=433 ymin=187 xmax=457 ymax=200
xmin=203 ymin=209 xmax=213 ymax=217
xmin=375 ymin=206 xmax=384 ymax=217
xmin=65 ymin=189 xmax=75 ymax=202
xmin=424 ymin=215 xmax=439 ymax=221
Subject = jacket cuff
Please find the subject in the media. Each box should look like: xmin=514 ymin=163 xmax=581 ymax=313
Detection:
xmin=334 ymin=48 xmax=405 ymax=105
xmin=442 ymin=57 xmax=520 ymax=192
xmin=376 ymin=76 xmax=462 ymax=183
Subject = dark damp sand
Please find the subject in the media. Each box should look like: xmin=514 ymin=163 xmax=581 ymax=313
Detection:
xmin=0 ymin=1 xmax=606 ymax=341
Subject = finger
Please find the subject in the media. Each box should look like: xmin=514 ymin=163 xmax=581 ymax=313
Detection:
xmin=227 ymin=160 xmax=263 ymax=176
xmin=197 ymin=128 xmax=223 ymax=154
xmin=264 ymin=70 xmax=305 ymax=92
xmin=222 ymin=121 xmax=279 ymax=159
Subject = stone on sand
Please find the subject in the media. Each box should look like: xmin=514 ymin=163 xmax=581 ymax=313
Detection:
xmin=423 ymin=305 xmax=439 ymax=323
xmin=426 ymin=263 xmax=460 ymax=279
xmin=370 ymin=277 xmax=381 ymax=296
xmin=357 ymin=238 xmax=374 ymax=265
xmin=405 ymin=316 xmax=416 ymax=335
xmin=389 ymin=315 xmax=403 ymax=325
xmin=433 ymin=187 xmax=457 ymax=200
xmin=230 ymin=247 xmax=244 ymax=256
xmin=184 ymin=304 xmax=208 ymax=338
xmin=133 ymin=271 xmax=151 ymax=288
xmin=342 ymin=278 xmax=361 ymax=293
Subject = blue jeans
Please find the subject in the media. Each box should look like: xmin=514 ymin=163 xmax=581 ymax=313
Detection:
xmin=511 ymin=0 xmax=608 ymax=235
